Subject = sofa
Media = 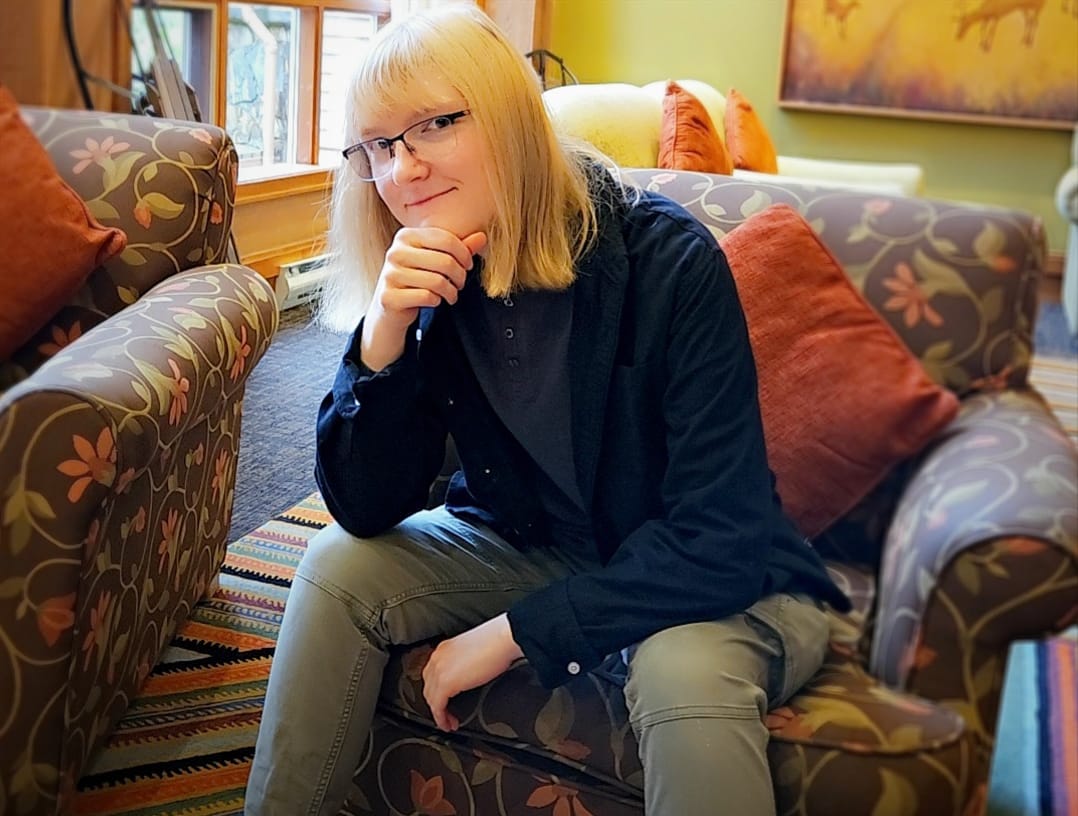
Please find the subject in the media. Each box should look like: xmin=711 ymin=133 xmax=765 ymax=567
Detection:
xmin=338 ymin=170 xmax=1077 ymax=816
xmin=0 ymin=109 xmax=278 ymax=815
xmin=543 ymin=80 xmax=926 ymax=195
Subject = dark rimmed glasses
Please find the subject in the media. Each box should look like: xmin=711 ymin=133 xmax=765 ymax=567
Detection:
xmin=342 ymin=110 xmax=471 ymax=182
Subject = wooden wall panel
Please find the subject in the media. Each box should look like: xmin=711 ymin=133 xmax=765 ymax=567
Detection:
xmin=0 ymin=0 xmax=128 ymax=110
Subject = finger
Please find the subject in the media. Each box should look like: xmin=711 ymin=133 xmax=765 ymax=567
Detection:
xmin=386 ymin=244 xmax=470 ymax=292
xmin=397 ymin=227 xmax=477 ymax=274
xmin=381 ymin=270 xmax=461 ymax=308
xmin=462 ymin=231 xmax=487 ymax=257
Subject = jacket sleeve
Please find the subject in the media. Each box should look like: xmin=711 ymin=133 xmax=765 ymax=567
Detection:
xmin=315 ymin=315 xmax=448 ymax=537
xmin=509 ymin=219 xmax=777 ymax=688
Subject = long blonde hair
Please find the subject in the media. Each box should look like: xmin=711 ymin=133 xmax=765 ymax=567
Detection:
xmin=318 ymin=5 xmax=601 ymax=332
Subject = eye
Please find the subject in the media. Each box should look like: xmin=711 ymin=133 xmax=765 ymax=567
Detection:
xmin=371 ymin=138 xmax=393 ymax=152
xmin=425 ymin=115 xmax=457 ymax=132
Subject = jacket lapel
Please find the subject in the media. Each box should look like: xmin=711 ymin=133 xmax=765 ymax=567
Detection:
xmin=569 ymin=210 xmax=629 ymax=508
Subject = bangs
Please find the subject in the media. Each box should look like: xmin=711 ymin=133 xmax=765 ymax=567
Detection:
xmin=347 ymin=14 xmax=474 ymax=139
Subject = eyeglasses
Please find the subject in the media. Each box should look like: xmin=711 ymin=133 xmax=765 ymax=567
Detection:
xmin=342 ymin=110 xmax=471 ymax=182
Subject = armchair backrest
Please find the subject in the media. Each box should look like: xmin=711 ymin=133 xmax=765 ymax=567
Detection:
xmin=1 ymin=109 xmax=238 ymax=388
xmin=623 ymin=168 xmax=1045 ymax=395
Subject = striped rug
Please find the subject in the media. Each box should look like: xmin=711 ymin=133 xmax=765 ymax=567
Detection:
xmin=1030 ymin=355 xmax=1078 ymax=445
xmin=73 ymin=358 xmax=1077 ymax=815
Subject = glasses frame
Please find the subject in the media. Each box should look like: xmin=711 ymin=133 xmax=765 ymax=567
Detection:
xmin=342 ymin=109 xmax=471 ymax=181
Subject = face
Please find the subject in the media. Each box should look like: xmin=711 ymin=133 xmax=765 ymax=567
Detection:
xmin=361 ymin=80 xmax=497 ymax=239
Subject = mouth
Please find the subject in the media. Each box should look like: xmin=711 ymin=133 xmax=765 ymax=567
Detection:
xmin=406 ymin=188 xmax=455 ymax=208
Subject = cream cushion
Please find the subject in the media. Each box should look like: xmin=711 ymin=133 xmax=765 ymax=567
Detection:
xmin=543 ymin=83 xmax=661 ymax=168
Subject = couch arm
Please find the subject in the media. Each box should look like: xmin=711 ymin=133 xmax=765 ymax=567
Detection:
xmin=772 ymin=155 xmax=925 ymax=196
xmin=0 ymin=264 xmax=276 ymax=815
xmin=868 ymin=389 xmax=1077 ymax=760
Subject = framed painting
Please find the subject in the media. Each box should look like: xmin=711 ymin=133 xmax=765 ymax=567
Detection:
xmin=779 ymin=0 xmax=1078 ymax=130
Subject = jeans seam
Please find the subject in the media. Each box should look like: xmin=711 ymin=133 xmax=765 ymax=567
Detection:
xmin=632 ymin=703 xmax=762 ymax=729
xmin=308 ymin=643 xmax=366 ymax=815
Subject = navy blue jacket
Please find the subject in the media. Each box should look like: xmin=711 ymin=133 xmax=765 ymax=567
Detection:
xmin=315 ymin=185 xmax=849 ymax=688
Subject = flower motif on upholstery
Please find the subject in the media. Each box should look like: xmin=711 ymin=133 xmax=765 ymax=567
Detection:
xmin=211 ymin=450 xmax=232 ymax=500
xmin=134 ymin=201 xmax=152 ymax=229
xmin=403 ymin=644 xmax=433 ymax=681
xmin=863 ymin=198 xmax=893 ymax=217
xmin=969 ymin=364 xmax=1015 ymax=392
xmin=81 ymin=518 xmax=102 ymax=567
xmin=158 ymin=508 xmax=180 ymax=570
xmin=81 ymin=590 xmax=113 ymax=669
xmin=210 ymin=201 xmax=224 ymax=224
xmin=526 ymin=782 xmax=595 ymax=816
xmin=166 ymin=358 xmax=190 ymax=425
xmin=1005 ymin=538 xmax=1047 ymax=555
xmin=57 ymin=427 xmax=117 ymax=502
xmin=230 ymin=325 xmax=252 ymax=381
xmin=990 ymin=255 xmax=1017 ymax=273
xmin=882 ymin=262 xmax=943 ymax=328
xmin=36 ymin=592 xmax=77 ymax=648
xmin=70 ymin=136 xmax=130 ymax=174
xmin=190 ymin=128 xmax=213 ymax=145
xmin=764 ymin=706 xmax=815 ymax=739
xmin=409 ymin=771 xmax=456 ymax=816
xmin=38 ymin=322 xmax=83 ymax=357
xmin=132 ymin=506 xmax=147 ymax=534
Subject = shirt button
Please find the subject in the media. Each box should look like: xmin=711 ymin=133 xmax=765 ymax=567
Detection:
xmin=567 ymin=661 xmax=581 ymax=675
xmin=504 ymin=327 xmax=514 ymax=339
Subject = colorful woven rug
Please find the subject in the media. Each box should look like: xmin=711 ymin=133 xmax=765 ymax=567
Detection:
xmin=74 ymin=494 xmax=331 ymax=816
xmin=73 ymin=357 xmax=1078 ymax=815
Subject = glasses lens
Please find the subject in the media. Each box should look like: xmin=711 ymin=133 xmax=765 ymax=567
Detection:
xmin=347 ymin=148 xmax=375 ymax=180
xmin=405 ymin=114 xmax=460 ymax=159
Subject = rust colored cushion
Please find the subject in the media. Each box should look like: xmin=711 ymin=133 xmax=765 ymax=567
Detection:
xmin=720 ymin=204 xmax=959 ymax=537
xmin=0 ymin=86 xmax=127 ymax=360
xmin=723 ymin=87 xmax=778 ymax=174
xmin=657 ymin=80 xmax=733 ymax=174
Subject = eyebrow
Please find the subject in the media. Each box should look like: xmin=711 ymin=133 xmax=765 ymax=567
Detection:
xmin=358 ymin=103 xmax=465 ymax=140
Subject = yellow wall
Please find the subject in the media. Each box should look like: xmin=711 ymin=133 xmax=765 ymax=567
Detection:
xmin=550 ymin=0 xmax=1075 ymax=254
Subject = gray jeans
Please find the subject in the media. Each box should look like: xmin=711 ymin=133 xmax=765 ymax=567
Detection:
xmin=245 ymin=508 xmax=830 ymax=816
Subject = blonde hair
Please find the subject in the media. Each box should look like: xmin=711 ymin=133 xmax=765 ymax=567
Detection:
xmin=318 ymin=5 xmax=601 ymax=332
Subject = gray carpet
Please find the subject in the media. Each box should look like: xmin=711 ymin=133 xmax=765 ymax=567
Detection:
xmin=228 ymin=299 xmax=1078 ymax=542
xmin=229 ymin=304 xmax=345 ymax=541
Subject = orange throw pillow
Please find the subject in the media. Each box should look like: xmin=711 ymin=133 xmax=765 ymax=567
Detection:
xmin=657 ymin=80 xmax=733 ymax=175
xmin=0 ymin=86 xmax=127 ymax=360
xmin=720 ymin=204 xmax=959 ymax=537
xmin=723 ymin=88 xmax=778 ymax=174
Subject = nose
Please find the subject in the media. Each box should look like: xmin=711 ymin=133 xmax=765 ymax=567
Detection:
xmin=390 ymin=143 xmax=429 ymax=186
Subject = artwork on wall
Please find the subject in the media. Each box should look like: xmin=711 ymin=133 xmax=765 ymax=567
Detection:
xmin=779 ymin=0 xmax=1078 ymax=129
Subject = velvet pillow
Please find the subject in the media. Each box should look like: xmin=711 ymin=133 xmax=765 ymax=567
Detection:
xmin=0 ymin=86 xmax=127 ymax=360
xmin=657 ymin=80 xmax=733 ymax=174
xmin=719 ymin=204 xmax=959 ymax=538
xmin=723 ymin=88 xmax=778 ymax=174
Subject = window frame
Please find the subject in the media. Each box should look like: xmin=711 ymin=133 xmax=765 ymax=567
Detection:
xmin=131 ymin=0 xmax=390 ymax=191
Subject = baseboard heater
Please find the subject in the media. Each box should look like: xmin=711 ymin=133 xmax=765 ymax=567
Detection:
xmin=275 ymin=254 xmax=330 ymax=311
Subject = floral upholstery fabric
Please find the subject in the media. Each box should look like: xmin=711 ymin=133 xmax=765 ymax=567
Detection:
xmin=346 ymin=169 xmax=1076 ymax=816
xmin=0 ymin=110 xmax=277 ymax=815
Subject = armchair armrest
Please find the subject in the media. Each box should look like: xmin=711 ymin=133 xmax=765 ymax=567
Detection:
xmin=867 ymin=389 xmax=1077 ymax=762
xmin=0 ymin=263 xmax=276 ymax=814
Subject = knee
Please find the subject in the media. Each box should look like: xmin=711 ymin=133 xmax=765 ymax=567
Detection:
xmin=624 ymin=622 xmax=768 ymax=724
xmin=296 ymin=523 xmax=395 ymax=609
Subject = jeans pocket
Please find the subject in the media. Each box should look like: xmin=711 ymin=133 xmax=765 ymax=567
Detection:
xmin=744 ymin=593 xmax=830 ymax=708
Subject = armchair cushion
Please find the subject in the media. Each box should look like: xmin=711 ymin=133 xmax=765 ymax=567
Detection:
xmin=657 ymin=80 xmax=732 ymax=174
xmin=0 ymin=87 xmax=126 ymax=360
xmin=719 ymin=204 xmax=960 ymax=537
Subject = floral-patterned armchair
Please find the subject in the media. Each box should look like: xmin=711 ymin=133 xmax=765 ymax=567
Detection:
xmin=342 ymin=170 xmax=1077 ymax=816
xmin=0 ymin=109 xmax=277 ymax=815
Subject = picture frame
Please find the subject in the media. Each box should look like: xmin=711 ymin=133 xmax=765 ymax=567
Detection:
xmin=778 ymin=0 xmax=1078 ymax=130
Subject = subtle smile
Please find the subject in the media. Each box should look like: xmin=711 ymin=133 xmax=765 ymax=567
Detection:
xmin=406 ymin=188 xmax=455 ymax=207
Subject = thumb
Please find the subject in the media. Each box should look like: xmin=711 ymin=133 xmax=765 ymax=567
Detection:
xmin=462 ymin=231 xmax=488 ymax=257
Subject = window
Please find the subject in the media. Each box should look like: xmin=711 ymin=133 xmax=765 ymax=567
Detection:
xmin=131 ymin=0 xmax=390 ymax=182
